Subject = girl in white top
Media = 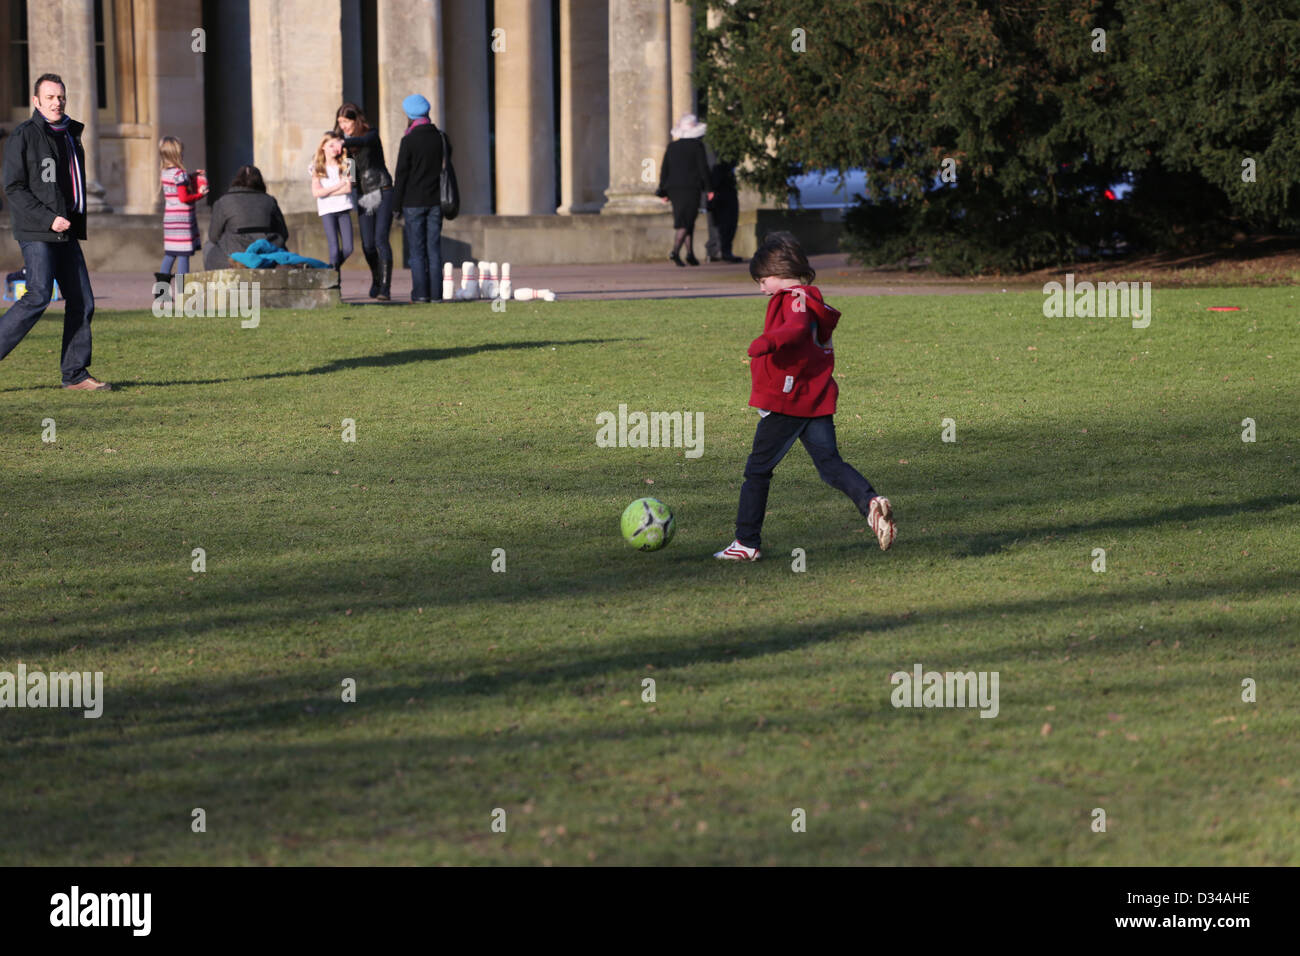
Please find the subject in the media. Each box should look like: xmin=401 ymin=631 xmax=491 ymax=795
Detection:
xmin=310 ymin=132 xmax=355 ymax=269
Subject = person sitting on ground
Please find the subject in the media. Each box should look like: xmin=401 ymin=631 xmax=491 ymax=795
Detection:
xmin=204 ymin=165 xmax=290 ymax=270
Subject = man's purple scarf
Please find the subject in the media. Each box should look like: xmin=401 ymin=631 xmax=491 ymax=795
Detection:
xmin=43 ymin=115 xmax=84 ymax=215
xmin=404 ymin=116 xmax=431 ymax=136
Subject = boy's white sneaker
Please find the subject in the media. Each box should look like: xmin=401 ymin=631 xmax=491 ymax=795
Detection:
xmin=714 ymin=540 xmax=761 ymax=561
xmin=868 ymin=496 xmax=896 ymax=551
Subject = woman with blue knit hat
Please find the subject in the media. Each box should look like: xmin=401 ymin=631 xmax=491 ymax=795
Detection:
xmin=392 ymin=93 xmax=449 ymax=303
xmin=334 ymin=102 xmax=394 ymax=300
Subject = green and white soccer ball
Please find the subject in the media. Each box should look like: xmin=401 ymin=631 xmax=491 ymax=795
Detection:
xmin=621 ymin=497 xmax=675 ymax=551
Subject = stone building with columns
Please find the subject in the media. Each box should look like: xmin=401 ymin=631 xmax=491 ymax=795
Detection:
xmin=1 ymin=0 xmax=833 ymax=269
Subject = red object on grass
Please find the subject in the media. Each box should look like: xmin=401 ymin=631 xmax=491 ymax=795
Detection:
xmin=1103 ymin=188 xmax=1116 ymax=201
xmin=1207 ymin=306 xmax=1241 ymax=312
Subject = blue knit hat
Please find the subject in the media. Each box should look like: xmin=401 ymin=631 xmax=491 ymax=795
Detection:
xmin=402 ymin=94 xmax=431 ymax=119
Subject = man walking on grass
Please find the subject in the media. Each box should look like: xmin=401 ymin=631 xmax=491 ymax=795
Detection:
xmin=0 ymin=73 xmax=109 ymax=390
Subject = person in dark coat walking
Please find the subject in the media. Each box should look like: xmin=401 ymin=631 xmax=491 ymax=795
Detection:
xmin=0 ymin=74 xmax=108 ymax=390
xmin=203 ymin=165 xmax=290 ymax=270
xmin=704 ymin=142 xmax=743 ymax=263
xmin=335 ymin=102 xmax=395 ymax=300
xmin=391 ymin=94 xmax=447 ymax=303
xmin=656 ymin=113 xmax=713 ymax=266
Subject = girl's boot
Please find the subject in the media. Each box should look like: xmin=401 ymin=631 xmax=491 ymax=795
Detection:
xmin=154 ymin=273 xmax=173 ymax=305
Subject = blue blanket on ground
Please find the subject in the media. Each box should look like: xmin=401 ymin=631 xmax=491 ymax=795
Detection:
xmin=230 ymin=239 xmax=329 ymax=269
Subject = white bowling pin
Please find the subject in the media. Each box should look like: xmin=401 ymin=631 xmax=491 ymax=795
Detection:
xmin=499 ymin=263 xmax=512 ymax=299
xmin=461 ymin=261 xmax=477 ymax=299
xmin=442 ymin=262 xmax=454 ymax=301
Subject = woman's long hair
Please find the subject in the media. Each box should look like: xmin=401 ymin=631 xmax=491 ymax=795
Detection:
xmin=334 ymin=102 xmax=371 ymax=136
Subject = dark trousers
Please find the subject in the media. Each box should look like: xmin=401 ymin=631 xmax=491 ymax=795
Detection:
xmin=0 ymin=238 xmax=96 ymax=386
xmin=706 ymin=193 xmax=739 ymax=258
xmin=403 ymin=205 xmax=442 ymax=301
xmin=357 ymin=187 xmax=394 ymax=267
xmin=735 ymin=411 xmax=876 ymax=549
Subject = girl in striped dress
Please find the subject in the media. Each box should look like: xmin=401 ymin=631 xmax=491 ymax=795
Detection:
xmin=158 ymin=137 xmax=205 ymax=287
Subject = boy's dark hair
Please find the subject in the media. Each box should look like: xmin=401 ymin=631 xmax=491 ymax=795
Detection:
xmin=230 ymin=164 xmax=266 ymax=192
xmin=749 ymin=231 xmax=815 ymax=284
xmin=33 ymin=73 xmax=65 ymax=96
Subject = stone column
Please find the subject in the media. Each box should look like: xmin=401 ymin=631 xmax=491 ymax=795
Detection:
xmin=493 ymin=0 xmax=556 ymax=215
xmin=557 ymin=0 xmax=608 ymax=214
xmin=378 ymin=0 xmax=442 ymax=199
xmin=150 ymin=0 xmax=206 ymax=212
xmin=602 ymin=0 xmax=671 ymax=215
xmin=26 ymin=0 xmax=110 ymax=211
xmin=669 ymin=0 xmax=694 ymax=126
xmin=443 ymin=0 xmax=491 ymax=214
xmin=249 ymin=0 xmax=343 ymax=213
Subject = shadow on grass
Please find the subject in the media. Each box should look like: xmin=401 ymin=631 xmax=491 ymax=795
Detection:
xmin=1 ymin=337 xmax=636 ymax=392
xmin=3 ymin=590 xmax=1296 ymax=864
xmin=3 ymin=409 xmax=1296 ymax=657
xmin=957 ymin=493 xmax=1300 ymax=557
xmin=56 ymin=580 xmax=1299 ymax=750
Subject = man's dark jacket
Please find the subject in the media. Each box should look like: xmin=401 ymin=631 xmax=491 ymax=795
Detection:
xmin=392 ymin=123 xmax=445 ymax=210
xmin=2 ymin=110 xmax=88 ymax=242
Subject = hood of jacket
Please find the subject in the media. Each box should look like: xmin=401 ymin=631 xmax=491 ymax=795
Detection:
xmin=780 ymin=284 xmax=840 ymax=343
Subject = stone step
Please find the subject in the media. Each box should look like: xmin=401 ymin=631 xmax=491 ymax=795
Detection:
xmin=170 ymin=267 xmax=340 ymax=311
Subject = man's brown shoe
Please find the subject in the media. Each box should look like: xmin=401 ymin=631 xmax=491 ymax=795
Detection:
xmin=63 ymin=376 xmax=112 ymax=391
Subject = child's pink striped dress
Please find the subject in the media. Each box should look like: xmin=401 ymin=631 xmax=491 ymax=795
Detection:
xmin=161 ymin=166 xmax=201 ymax=254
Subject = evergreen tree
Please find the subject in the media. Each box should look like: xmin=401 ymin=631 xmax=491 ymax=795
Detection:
xmin=690 ymin=0 xmax=1300 ymax=274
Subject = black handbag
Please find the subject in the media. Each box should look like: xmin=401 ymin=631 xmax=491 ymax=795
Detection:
xmin=439 ymin=128 xmax=460 ymax=220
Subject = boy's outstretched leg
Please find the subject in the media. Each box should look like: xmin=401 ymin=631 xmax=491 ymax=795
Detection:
xmin=800 ymin=416 xmax=895 ymax=550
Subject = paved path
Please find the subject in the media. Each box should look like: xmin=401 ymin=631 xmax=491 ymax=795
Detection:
xmin=25 ymin=254 xmax=1022 ymax=312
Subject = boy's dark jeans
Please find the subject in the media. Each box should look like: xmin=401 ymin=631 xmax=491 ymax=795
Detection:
xmin=736 ymin=411 xmax=876 ymax=549
xmin=0 ymin=238 xmax=96 ymax=386
xmin=402 ymin=205 xmax=442 ymax=300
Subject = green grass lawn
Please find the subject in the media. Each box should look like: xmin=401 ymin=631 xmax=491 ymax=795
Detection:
xmin=1 ymin=287 xmax=1297 ymax=865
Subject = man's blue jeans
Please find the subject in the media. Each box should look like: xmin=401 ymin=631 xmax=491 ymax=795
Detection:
xmin=0 ymin=238 xmax=96 ymax=386
xmin=735 ymin=412 xmax=877 ymax=549
xmin=403 ymin=205 xmax=442 ymax=301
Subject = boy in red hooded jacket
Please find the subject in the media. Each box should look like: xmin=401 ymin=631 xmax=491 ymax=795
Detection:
xmin=715 ymin=232 xmax=895 ymax=560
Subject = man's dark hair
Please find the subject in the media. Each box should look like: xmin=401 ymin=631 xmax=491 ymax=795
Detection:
xmin=33 ymin=73 xmax=65 ymax=96
xmin=230 ymin=165 xmax=266 ymax=192
xmin=749 ymin=230 xmax=815 ymax=284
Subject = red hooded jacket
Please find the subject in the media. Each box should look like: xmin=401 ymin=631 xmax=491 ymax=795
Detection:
xmin=747 ymin=284 xmax=841 ymax=417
